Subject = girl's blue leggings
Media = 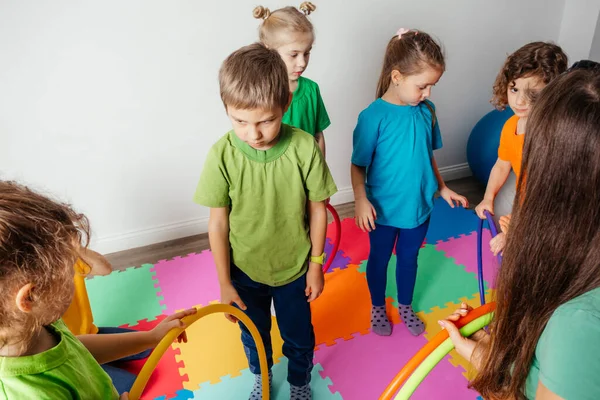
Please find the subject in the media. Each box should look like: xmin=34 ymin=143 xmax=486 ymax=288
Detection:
xmin=366 ymin=220 xmax=429 ymax=306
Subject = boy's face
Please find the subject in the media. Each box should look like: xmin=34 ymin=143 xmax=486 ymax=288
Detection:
xmin=507 ymin=76 xmax=546 ymax=118
xmin=227 ymin=106 xmax=285 ymax=151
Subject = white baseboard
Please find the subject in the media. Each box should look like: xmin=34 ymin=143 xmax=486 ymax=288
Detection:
xmin=93 ymin=217 xmax=210 ymax=255
xmin=95 ymin=163 xmax=472 ymax=255
xmin=329 ymin=186 xmax=354 ymax=205
xmin=438 ymin=162 xmax=472 ymax=181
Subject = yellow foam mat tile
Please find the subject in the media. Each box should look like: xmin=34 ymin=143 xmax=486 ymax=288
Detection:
xmin=417 ymin=290 xmax=495 ymax=379
xmin=173 ymin=307 xmax=284 ymax=389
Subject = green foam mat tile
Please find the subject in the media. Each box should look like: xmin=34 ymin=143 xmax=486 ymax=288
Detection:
xmin=359 ymin=244 xmax=486 ymax=312
xmin=86 ymin=264 xmax=165 ymax=326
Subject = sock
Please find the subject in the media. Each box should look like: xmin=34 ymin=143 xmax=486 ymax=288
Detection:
xmin=290 ymin=383 xmax=312 ymax=400
xmin=249 ymin=370 xmax=272 ymax=400
xmin=371 ymin=305 xmax=392 ymax=336
xmin=399 ymin=303 xmax=425 ymax=336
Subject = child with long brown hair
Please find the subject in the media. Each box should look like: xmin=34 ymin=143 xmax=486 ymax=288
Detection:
xmin=0 ymin=181 xmax=195 ymax=399
xmin=442 ymin=63 xmax=600 ymax=399
xmin=253 ymin=2 xmax=330 ymax=156
xmin=475 ymin=42 xmax=568 ymax=255
xmin=351 ymin=28 xmax=467 ymax=337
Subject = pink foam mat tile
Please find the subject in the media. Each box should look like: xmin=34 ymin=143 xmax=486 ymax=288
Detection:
xmin=314 ymin=326 xmax=478 ymax=399
xmin=435 ymin=230 xmax=500 ymax=288
xmin=151 ymin=251 xmax=220 ymax=314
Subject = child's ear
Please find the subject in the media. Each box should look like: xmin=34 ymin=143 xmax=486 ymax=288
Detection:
xmin=284 ymin=92 xmax=293 ymax=113
xmin=391 ymin=69 xmax=403 ymax=86
xmin=15 ymin=283 xmax=35 ymax=313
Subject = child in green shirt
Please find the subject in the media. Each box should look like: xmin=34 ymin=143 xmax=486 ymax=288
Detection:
xmin=253 ymin=2 xmax=330 ymax=157
xmin=194 ymin=42 xmax=337 ymax=400
xmin=0 ymin=181 xmax=195 ymax=399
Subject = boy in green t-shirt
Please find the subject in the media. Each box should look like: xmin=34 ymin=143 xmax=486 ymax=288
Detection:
xmin=194 ymin=42 xmax=337 ymax=400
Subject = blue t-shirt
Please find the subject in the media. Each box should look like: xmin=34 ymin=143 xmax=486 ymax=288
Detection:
xmin=351 ymin=98 xmax=442 ymax=229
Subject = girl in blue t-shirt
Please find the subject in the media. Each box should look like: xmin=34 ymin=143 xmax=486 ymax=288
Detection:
xmin=351 ymin=28 xmax=468 ymax=337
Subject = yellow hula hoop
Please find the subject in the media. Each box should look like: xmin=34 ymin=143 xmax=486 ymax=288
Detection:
xmin=129 ymin=304 xmax=270 ymax=400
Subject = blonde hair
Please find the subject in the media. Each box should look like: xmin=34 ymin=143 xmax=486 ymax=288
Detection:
xmin=376 ymin=29 xmax=445 ymax=98
xmin=219 ymin=42 xmax=290 ymax=111
xmin=0 ymin=181 xmax=89 ymax=352
xmin=253 ymin=2 xmax=316 ymax=48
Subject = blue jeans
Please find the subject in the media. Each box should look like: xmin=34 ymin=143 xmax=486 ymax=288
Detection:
xmin=231 ymin=265 xmax=314 ymax=387
xmin=98 ymin=327 xmax=153 ymax=395
xmin=366 ymin=220 xmax=429 ymax=306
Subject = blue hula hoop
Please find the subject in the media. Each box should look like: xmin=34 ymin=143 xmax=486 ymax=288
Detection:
xmin=477 ymin=210 xmax=502 ymax=305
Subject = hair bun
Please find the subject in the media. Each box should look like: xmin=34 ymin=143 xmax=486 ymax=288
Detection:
xmin=253 ymin=6 xmax=271 ymax=20
xmin=299 ymin=2 xmax=316 ymax=15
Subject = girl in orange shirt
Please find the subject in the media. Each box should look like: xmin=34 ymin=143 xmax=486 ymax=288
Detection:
xmin=475 ymin=42 xmax=568 ymax=255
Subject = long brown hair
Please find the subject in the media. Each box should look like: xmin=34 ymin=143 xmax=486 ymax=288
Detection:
xmin=491 ymin=41 xmax=568 ymax=110
xmin=472 ymin=69 xmax=600 ymax=399
xmin=376 ymin=29 xmax=445 ymax=99
xmin=0 ymin=181 xmax=89 ymax=352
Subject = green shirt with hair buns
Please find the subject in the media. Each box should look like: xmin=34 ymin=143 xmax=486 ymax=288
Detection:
xmin=0 ymin=319 xmax=119 ymax=400
xmin=194 ymin=124 xmax=337 ymax=286
xmin=282 ymin=76 xmax=330 ymax=136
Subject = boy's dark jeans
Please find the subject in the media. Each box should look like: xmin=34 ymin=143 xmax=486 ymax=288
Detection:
xmin=231 ymin=264 xmax=314 ymax=386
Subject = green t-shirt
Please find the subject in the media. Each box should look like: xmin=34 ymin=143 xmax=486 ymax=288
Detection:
xmin=0 ymin=319 xmax=118 ymax=400
xmin=282 ymin=77 xmax=331 ymax=136
xmin=194 ymin=124 xmax=337 ymax=286
xmin=525 ymin=287 xmax=600 ymax=399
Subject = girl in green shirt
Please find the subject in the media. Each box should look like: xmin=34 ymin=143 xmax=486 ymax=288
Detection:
xmin=253 ymin=2 xmax=331 ymax=157
xmin=441 ymin=64 xmax=600 ymax=399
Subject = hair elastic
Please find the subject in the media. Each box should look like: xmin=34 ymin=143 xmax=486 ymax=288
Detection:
xmin=396 ymin=28 xmax=409 ymax=38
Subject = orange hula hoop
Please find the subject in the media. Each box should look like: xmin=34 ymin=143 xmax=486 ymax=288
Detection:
xmin=379 ymin=302 xmax=496 ymax=400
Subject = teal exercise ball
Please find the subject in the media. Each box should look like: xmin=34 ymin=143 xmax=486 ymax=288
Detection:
xmin=467 ymin=108 xmax=514 ymax=184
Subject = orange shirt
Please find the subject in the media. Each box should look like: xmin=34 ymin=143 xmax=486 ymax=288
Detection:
xmin=497 ymin=115 xmax=525 ymax=179
xmin=62 ymin=259 xmax=98 ymax=335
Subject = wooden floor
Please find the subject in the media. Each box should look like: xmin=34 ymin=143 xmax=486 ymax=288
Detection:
xmin=106 ymin=177 xmax=485 ymax=270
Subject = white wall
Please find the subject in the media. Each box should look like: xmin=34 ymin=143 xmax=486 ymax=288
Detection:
xmin=590 ymin=8 xmax=600 ymax=61
xmin=558 ymin=0 xmax=600 ymax=61
xmin=1 ymin=0 xmax=567 ymax=254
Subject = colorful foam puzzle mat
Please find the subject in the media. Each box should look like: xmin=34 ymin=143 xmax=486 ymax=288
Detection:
xmin=87 ymin=198 xmax=496 ymax=399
